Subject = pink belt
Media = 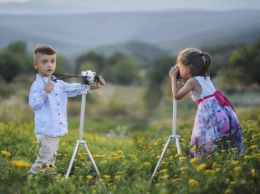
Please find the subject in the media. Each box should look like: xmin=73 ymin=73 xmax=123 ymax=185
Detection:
xmin=195 ymin=90 xmax=235 ymax=112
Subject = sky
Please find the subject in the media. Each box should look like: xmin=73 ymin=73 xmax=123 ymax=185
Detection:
xmin=0 ymin=0 xmax=260 ymax=13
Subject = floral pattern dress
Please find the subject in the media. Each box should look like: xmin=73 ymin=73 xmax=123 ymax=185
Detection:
xmin=189 ymin=76 xmax=244 ymax=158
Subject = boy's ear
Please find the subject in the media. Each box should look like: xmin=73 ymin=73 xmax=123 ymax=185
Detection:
xmin=33 ymin=62 xmax=38 ymax=69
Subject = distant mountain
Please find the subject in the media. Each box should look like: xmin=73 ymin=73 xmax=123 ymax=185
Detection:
xmin=92 ymin=41 xmax=167 ymax=67
xmin=0 ymin=10 xmax=260 ymax=63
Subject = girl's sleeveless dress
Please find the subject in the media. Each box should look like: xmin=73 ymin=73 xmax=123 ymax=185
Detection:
xmin=189 ymin=76 xmax=244 ymax=158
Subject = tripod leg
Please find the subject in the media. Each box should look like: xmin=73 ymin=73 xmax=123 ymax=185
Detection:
xmin=65 ymin=142 xmax=80 ymax=178
xmin=83 ymin=143 xmax=100 ymax=176
xmin=150 ymin=137 xmax=172 ymax=185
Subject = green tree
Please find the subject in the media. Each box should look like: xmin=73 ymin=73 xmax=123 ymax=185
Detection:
xmin=0 ymin=41 xmax=31 ymax=83
xmin=144 ymin=56 xmax=174 ymax=109
xmin=225 ymin=40 xmax=260 ymax=85
xmin=103 ymin=52 xmax=141 ymax=85
xmin=75 ymin=51 xmax=105 ymax=74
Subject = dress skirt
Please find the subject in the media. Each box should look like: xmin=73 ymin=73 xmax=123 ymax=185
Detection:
xmin=189 ymin=97 xmax=244 ymax=158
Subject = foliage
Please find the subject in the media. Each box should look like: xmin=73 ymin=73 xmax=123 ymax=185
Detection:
xmin=76 ymin=51 xmax=141 ymax=85
xmin=224 ymin=39 xmax=260 ymax=85
xmin=0 ymin=41 xmax=32 ymax=83
xmin=144 ymin=56 xmax=174 ymax=109
xmin=0 ymin=110 xmax=260 ymax=193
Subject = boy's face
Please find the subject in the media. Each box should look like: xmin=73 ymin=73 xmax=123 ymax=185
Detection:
xmin=33 ymin=54 xmax=56 ymax=77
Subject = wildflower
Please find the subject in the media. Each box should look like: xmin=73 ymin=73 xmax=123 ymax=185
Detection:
xmin=205 ymin=170 xmax=212 ymax=174
xmin=180 ymin=167 xmax=188 ymax=172
xmin=231 ymin=160 xmax=239 ymax=165
xmin=144 ymin=162 xmax=151 ymax=166
xmin=172 ymin=178 xmax=179 ymax=182
xmin=216 ymin=138 xmax=222 ymax=142
xmin=190 ymin=157 xmax=198 ymax=165
xmin=12 ymin=160 xmax=30 ymax=168
xmin=206 ymin=155 xmax=212 ymax=160
xmin=191 ymin=145 xmax=197 ymax=151
xmin=200 ymin=142 xmax=205 ymax=147
xmin=230 ymin=181 xmax=236 ymax=185
xmin=221 ymin=150 xmax=226 ymax=153
xmin=234 ymin=166 xmax=241 ymax=172
xmin=159 ymin=169 xmax=168 ymax=173
xmin=188 ymin=178 xmax=198 ymax=185
xmin=114 ymin=175 xmax=121 ymax=179
xmin=86 ymin=175 xmax=93 ymax=180
xmin=231 ymin=148 xmax=238 ymax=152
xmin=225 ymin=189 xmax=232 ymax=194
xmin=251 ymin=168 xmax=256 ymax=177
xmin=250 ymin=145 xmax=257 ymax=149
xmin=161 ymin=174 xmax=170 ymax=179
xmin=197 ymin=163 xmax=207 ymax=171
xmin=103 ymin=175 xmax=110 ymax=179
xmin=118 ymin=150 xmax=124 ymax=155
xmin=175 ymin=153 xmax=182 ymax=158
xmin=1 ymin=150 xmax=11 ymax=157
xmin=106 ymin=183 xmax=113 ymax=187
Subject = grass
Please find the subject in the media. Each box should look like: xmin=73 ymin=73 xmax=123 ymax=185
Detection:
xmin=1 ymin=77 xmax=260 ymax=193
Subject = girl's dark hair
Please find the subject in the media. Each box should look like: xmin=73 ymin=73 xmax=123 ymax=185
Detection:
xmin=176 ymin=48 xmax=211 ymax=77
xmin=34 ymin=44 xmax=56 ymax=56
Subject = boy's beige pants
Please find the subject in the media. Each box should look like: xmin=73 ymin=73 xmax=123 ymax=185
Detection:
xmin=30 ymin=134 xmax=60 ymax=174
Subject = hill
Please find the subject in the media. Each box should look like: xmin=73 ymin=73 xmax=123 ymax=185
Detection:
xmin=0 ymin=10 xmax=260 ymax=60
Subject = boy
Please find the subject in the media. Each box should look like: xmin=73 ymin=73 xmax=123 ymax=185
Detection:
xmin=29 ymin=44 xmax=104 ymax=174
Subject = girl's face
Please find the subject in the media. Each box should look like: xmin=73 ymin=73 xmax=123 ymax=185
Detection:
xmin=179 ymin=63 xmax=192 ymax=81
xmin=33 ymin=54 xmax=56 ymax=78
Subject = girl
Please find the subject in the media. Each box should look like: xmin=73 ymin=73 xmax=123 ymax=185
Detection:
xmin=169 ymin=48 xmax=244 ymax=158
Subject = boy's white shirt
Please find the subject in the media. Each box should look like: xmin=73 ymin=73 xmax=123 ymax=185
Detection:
xmin=29 ymin=74 xmax=91 ymax=137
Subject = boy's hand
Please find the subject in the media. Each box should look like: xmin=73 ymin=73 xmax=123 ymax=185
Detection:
xmin=44 ymin=80 xmax=54 ymax=93
xmin=98 ymin=76 xmax=106 ymax=85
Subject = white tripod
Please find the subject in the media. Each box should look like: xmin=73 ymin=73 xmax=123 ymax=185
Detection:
xmin=150 ymin=98 xmax=182 ymax=185
xmin=65 ymin=88 xmax=100 ymax=178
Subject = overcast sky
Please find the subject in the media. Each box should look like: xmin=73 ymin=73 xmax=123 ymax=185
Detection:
xmin=0 ymin=0 xmax=259 ymax=13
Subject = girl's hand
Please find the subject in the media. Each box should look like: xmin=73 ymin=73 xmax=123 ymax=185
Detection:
xmin=169 ymin=65 xmax=179 ymax=78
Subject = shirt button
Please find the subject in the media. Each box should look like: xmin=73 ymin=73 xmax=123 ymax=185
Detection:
xmin=57 ymin=103 xmax=59 ymax=105
xmin=60 ymin=122 xmax=62 ymax=124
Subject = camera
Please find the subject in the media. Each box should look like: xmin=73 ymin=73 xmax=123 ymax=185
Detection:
xmin=174 ymin=65 xmax=181 ymax=79
xmin=81 ymin=70 xmax=105 ymax=86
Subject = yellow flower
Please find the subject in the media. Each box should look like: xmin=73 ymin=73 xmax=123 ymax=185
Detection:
xmin=1 ymin=150 xmax=11 ymax=157
xmin=180 ymin=167 xmax=188 ymax=171
xmin=12 ymin=160 xmax=30 ymax=168
xmin=191 ymin=145 xmax=197 ymax=151
xmin=188 ymin=178 xmax=198 ymax=185
xmin=197 ymin=163 xmax=207 ymax=171
xmin=251 ymin=168 xmax=256 ymax=177
xmin=231 ymin=160 xmax=239 ymax=165
xmin=103 ymin=175 xmax=110 ymax=179
xmin=190 ymin=157 xmax=198 ymax=165
xmin=200 ymin=142 xmax=205 ymax=147
xmin=86 ymin=175 xmax=93 ymax=180
xmin=118 ymin=150 xmax=124 ymax=155
xmin=205 ymin=170 xmax=212 ymax=174
xmin=159 ymin=169 xmax=168 ymax=173
xmin=234 ymin=166 xmax=241 ymax=172
xmin=175 ymin=153 xmax=182 ymax=158
xmin=221 ymin=150 xmax=226 ymax=153
xmin=225 ymin=189 xmax=232 ymax=194
xmin=161 ymin=174 xmax=170 ymax=179
xmin=172 ymin=178 xmax=179 ymax=182
xmin=250 ymin=145 xmax=257 ymax=149
xmin=230 ymin=181 xmax=236 ymax=185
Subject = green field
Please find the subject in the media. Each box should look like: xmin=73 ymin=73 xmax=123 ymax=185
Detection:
xmin=1 ymin=79 xmax=260 ymax=193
